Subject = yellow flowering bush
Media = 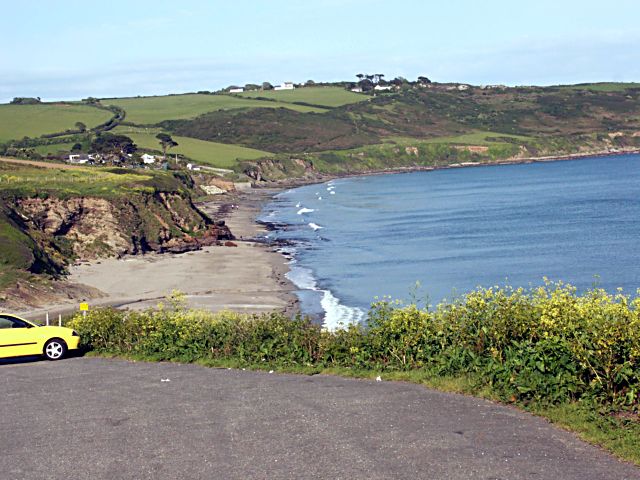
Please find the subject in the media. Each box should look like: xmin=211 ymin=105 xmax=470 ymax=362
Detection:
xmin=68 ymin=282 xmax=640 ymax=408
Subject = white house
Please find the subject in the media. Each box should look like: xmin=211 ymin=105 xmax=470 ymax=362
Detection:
xmin=274 ymin=82 xmax=295 ymax=91
xmin=458 ymin=84 xmax=470 ymax=91
xmin=229 ymin=87 xmax=244 ymax=93
xmin=351 ymin=86 xmax=363 ymax=93
xmin=141 ymin=153 xmax=156 ymax=164
xmin=68 ymin=154 xmax=90 ymax=164
xmin=186 ymin=163 xmax=201 ymax=171
xmin=374 ymin=85 xmax=393 ymax=91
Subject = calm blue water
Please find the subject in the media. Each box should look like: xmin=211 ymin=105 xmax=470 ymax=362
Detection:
xmin=259 ymin=155 xmax=640 ymax=329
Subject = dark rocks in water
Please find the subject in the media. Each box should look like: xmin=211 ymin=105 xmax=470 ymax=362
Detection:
xmin=256 ymin=220 xmax=290 ymax=231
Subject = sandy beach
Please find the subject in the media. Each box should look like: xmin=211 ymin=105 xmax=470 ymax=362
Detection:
xmin=19 ymin=188 xmax=297 ymax=322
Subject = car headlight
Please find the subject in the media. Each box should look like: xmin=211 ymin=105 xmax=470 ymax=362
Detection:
xmin=72 ymin=330 xmax=79 ymax=337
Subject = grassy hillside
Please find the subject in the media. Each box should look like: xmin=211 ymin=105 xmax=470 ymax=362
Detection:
xmin=33 ymin=141 xmax=77 ymax=156
xmin=560 ymin=82 xmax=640 ymax=92
xmin=1 ymin=81 xmax=639 ymax=179
xmin=103 ymin=93 xmax=326 ymax=124
xmin=164 ymin=108 xmax=378 ymax=153
xmin=0 ymin=159 xmax=183 ymax=198
xmin=0 ymin=103 xmax=112 ymax=142
xmin=238 ymin=86 xmax=369 ymax=107
xmin=164 ymin=85 xmax=640 ymax=157
xmin=387 ymin=131 xmax=533 ymax=145
xmin=114 ymin=127 xmax=271 ymax=167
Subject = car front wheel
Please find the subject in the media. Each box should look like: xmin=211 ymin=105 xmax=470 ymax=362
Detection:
xmin=44 ymin=339 xmax=67 ymax=361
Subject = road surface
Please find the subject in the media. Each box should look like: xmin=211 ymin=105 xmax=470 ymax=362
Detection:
xmin=1 ymin=357 xmax=638 ymax=480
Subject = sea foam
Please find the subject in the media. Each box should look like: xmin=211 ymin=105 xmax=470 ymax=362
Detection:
xmin=297 ymin=207 xmax=315 ymax=215
xmin=285 ymin=264 xmax=364 ymax=331
xmin=320 ymin=290 xmax=366 ymax=331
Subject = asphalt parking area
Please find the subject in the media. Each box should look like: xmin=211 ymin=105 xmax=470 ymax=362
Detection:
xmin=1 ymin=357 xmax=639 ymax=480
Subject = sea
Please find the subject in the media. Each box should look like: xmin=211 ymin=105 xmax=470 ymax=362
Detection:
xmin=258 ymin=154 xmax=640 ymax=330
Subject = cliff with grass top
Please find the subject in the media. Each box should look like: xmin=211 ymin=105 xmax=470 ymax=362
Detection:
xmin=0 ymin=161 xmax=232 ymax=307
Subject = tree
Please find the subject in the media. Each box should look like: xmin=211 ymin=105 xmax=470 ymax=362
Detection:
xmin=75 ymin=122 xmax=87 ymax=132
xmin=10 ymin=97 xmax=41 ymax=105
xmin=305 ymin=79 xmax=316 ymax=86
xmin=156 ymin=133 xmax=178 ymax=160
xmin=418 ymin=76 xmax=432 ymax=84
xmin=90 ymin=133 xmax=137 ymax=157
xmin=244 ymin=83 xmax=260 ymax=91
xmin=357 ymin=78 xmax=375 ymax=92
xmin=390 ymin=76 xmax=408 ymax=87
xmin=356 ymin=74 xmax=364 ymax=81
xmin=262 ymin=82 xmax=274 ymax=91
xmin=71 ymin=143 xmax=83 ymax=152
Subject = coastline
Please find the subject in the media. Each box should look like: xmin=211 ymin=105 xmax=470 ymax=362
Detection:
xmin=17 ymin=187 xmax=298 ymax=323
xmin=275 ymin=147 xmax=640 ymax=185
xmin=15 ymin=148 xmax=640 ymax=323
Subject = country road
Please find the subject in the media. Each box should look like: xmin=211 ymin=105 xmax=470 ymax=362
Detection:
xmin=1 ymin=357 xmax=638 ymax=480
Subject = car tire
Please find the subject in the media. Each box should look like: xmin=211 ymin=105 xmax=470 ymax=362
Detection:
xmin=43 ymin=339 xmax=67 ymax=361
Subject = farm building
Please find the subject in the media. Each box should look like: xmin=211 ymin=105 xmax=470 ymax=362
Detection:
xmin=67 ymin=154 xmax=90 ymax=164
xmin=274 ymin=82 xmax=295 ymax=91
xmin=141 ymin=153 xmax=156 ymax=164
xmin=229 ymin=87 xmax=244 ymax=93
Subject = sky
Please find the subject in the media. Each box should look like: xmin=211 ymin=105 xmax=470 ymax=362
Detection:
xmin=1 ymin=0 xmax=639 ymax=102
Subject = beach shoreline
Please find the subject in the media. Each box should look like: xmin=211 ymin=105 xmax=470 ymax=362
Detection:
xmin=18 ymin=187 xmax=298 ymax=323
xmin=15 ymin=148 xmax=640 ymax=323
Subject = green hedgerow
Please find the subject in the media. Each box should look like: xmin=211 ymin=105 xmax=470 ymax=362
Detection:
xmin=67 ymin=281 xmax=640 ymax=409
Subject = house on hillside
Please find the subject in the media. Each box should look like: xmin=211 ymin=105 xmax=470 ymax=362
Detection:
xmin=374 ymin=84 xmax=393 ymax=92
xmin=186 ymin=163 xmax=201 ymax=171
xmin=141 ymin=153 xmax=156 ymax=164
xmin=229 ymin=87 xmax=244 ymax=93
xmin=274 ymin=82 xmax=295 ymax=91
xmin=67 ymin=154 xmax=90 ymax=164
xmin=350 ymin=86 xmax=363 ymax=93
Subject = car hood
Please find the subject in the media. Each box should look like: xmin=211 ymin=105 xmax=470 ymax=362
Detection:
xmin=36 ymin=326 xmax=76 ymax=335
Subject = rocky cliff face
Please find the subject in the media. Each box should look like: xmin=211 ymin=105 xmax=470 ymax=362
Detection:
xmin=10 ymin=192 xmax=233 ymax=273
xmin=244 ymin=157 xmax=319 ymax=182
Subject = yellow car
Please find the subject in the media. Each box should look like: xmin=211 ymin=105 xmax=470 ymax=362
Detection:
xmin=0 ymin=313 xmax=80 ymax=361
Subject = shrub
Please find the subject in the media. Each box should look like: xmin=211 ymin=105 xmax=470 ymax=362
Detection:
xmin=67 ymin=282 xmax=640 ymax=409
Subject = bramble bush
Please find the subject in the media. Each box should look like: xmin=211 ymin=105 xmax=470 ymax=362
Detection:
xmin=67 ymin=282 xmax=640 ymax=409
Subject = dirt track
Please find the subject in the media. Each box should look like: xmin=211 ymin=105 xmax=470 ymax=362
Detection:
xmin=0 ymin=156 xmax=83 ymax=169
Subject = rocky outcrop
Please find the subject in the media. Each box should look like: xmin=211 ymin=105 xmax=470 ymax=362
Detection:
xmin=244 ymin=157 xmax=318 ymax=182
xmin=11 ymin=192 xmax=233 ymax=272
xmin=17 ymin=197 xmax=131 ymax=260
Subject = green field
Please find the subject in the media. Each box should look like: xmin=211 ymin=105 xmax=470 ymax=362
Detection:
xmin=239 ymin=86 xmax=369 ymax=107
xmin=386 ymin=131 xmax=531 ymax=145
xmin=0 ymin=104 xmax=112 ymax=143
xmin=104 ymin=94 xmax=325 ymax=125
xmin=33 ymin=141 xmax=77 ymax=155
xmin=0 ymin=161 xmax=165 ymax=198
xmin=115 ymin=127 xmax=270 ymax=167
